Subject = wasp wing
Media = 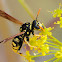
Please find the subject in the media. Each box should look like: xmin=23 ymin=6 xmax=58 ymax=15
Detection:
xmin=0 ymin=32 xmax=25 ymax=43
xmin=0 ymin=10 xmax=23 ymax=25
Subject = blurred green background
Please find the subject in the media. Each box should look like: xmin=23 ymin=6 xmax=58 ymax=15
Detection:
xmin=0 ymin=0 xmax=62 ymax=62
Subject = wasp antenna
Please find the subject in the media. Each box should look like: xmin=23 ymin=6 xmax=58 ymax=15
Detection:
xmin=36 ymin=8 xmax=41 ymax=20
xmin=37 ymin=8 xmax=41 ymax=17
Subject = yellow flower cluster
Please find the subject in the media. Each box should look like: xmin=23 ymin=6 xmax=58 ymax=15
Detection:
xmin=39 ymin=27 xmax=54 ymax=36
xmin=38 ymin=44 xmax=49 ymax=56
xmin=22 ymin=26 xmax=56 ymax=62
xmin=30 ymin=35 xmax=47 ymax=47
xmin=25 ymin=51 xmax=35 ymax=62
xmin=55 ymin=47 xmax=62 ymax=58
xmin=51 ymin=3 xmax=62 ymax=28
xmin=44 ymin=45 xmax=62 ymax=62
xmin=29 ymin=35 xmax=49 ymax=56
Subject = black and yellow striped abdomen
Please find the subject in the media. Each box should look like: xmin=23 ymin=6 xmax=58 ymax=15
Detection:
xmin=12 ymin=34 xmax=24 ymax=52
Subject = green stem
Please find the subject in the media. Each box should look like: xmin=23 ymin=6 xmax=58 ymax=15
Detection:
xmin=44 ymin=57 xmax=56 ymax=62
xmin=46 ymin=41 xmax=60 ymax=47
xmin=53 ymin=58 xmax=60 ymax=62
xmin=48 ymin=35 xmax=62 ymax=46
xmin=18 ymin=0 xmax=36 ymax=20
xmin=59 ymin=59 xmax=62 ymax=62
xmin=31 ymin=53 xmax=55 ymax=58
xmin=49 ymin=50 xmax=59 ymax=52
xmin=49 ymin=45 xmax=60 ymax=49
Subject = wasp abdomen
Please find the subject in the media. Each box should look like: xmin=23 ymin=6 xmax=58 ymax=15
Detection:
xmin=12 ymin=35 xmax=24 ymax=51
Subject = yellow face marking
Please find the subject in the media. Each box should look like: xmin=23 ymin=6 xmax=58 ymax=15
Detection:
xmin=14 ymin=38 xmax=20 ymax=42
xmin=12 ymin=42 xmax=16 ymax=46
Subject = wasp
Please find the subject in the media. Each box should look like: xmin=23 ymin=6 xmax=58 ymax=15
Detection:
xmin=0 ymin=9 xmax=45 ymax=55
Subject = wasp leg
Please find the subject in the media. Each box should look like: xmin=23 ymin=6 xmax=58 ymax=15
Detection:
xmin=26 ymin=36 xmax=29 ymax=41
xmin=32 ymin=30 xmax=41 ymax=37
xmin=24 ymin=39 xmax=41 ymax=50
xmin=24 ymin=39 xmax=37 ymax=49
xmin=32 ymin=30 xmax=34 ymax=35
xmin=34 ymin=34 xmax=41 ymax=37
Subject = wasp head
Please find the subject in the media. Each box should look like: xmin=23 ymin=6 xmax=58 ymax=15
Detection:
xmin=32 ymin=20 xmax=45 ymax=31
xmin=32 ymin=8 xmax=45 ymax=32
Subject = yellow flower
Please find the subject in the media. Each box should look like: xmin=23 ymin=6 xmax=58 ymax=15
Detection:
xmin=51 ymin=3 xmax=62 ymax=18
xmin=55 ymin=51 xmax=62 ymax=58
xmin=29 ymin=35 xmax=47 ymax=48
xmin=55 ymin=47 xmax=62 ymax=58
xmin=50 ymin=3 xmax=62 ymax=28
xmin=25 ymin=51 xmax=35 ymax=62
xmin=54 ymin=17 xmax=62 ymax=28
xmin=38 ymin=44 xmax=49 ymax=56
xmin=39 ymin=27 xmax=54 ymax=36
xmin=44 ymin=45 xmax=62 ymax=62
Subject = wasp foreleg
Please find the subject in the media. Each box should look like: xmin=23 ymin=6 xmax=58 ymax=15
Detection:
xmin=26 ymin=36 xmax=29 ymax=41
xmin=24 ymin=39 xmax=37 ymax=49
xmin=24 ymin=38 xmax=41 ymax=50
